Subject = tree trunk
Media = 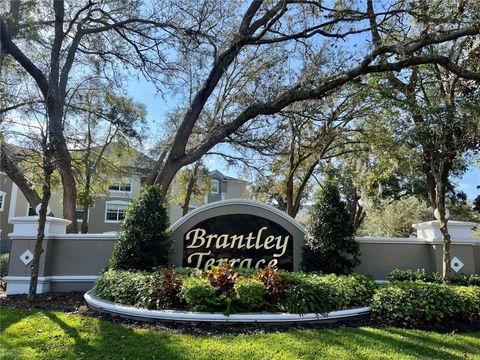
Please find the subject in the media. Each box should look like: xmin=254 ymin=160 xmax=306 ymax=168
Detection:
xmin=0 ymin=142 xmax=42 ymax=208
xmin=27 ymin=154 xmax=52 ymax=301
xmin=181 ymin=163 xmax=200 ymax=216
xmin=155 ymin=157 xmax=185 ymax=195
xmin=81 ymin=171 xmax=91 ymax=233
xmin=435 ymin=176 xmax=452 ymax=284
xmin=49 ymin=109 xmax=78 ymax=233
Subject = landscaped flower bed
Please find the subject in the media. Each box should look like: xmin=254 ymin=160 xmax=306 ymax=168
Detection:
xmin=93 ymin=264 xmax=375 ymax=315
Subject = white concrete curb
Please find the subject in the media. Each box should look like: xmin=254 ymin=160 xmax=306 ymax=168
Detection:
xmin=84 ymin=290 xmax=371 ymax=323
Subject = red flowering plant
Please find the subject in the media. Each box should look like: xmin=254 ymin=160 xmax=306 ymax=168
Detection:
xmin=255 ymin=266 xmax=288 ymax=309
xmin=208 ymin=262 xmax=238 ymax=314
xmin=209 ymin=262 xmax=238 ymax=294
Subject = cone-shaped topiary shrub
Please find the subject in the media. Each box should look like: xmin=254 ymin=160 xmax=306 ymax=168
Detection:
xmin=109 ymin=185 xmax=172 ymax=271
xmin=302 ymin=183 xmax=360 ymax=274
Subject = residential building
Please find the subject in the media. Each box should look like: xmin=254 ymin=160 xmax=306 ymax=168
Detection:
xmin=168 ymin=170 xmax=250 ymax=224
xmin=1 ymin=154 xmax=249 ymax=250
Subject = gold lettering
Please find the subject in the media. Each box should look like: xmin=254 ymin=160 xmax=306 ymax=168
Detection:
xmin=273 ymin=236 xmax=289 ymax=257
xmin=203 ymin=258 xmax=216 ymax=272
xmin=239 ymin=258 xmax=252 ymax=268
xmin=268 ymin=258 xmax=278 ymax=268
xmin=187 ymin=251 xmax=212 ymax=269
xmin=264 ymin=235 xmax=276 ymax=250
xmin=255 ymin=227 xmax=268 ymax=249
xmin=230 ymin=258 xmax=241 ymax=267
xmin=254 ymin=259 xmax=266 ymax=269
xmin=245 ymin=232 xmax=255 ymax=249
xmin=186 ymin=228 xmax=206 ymax=249
xmin=215 ymin=234 xmax=230 ymax=249
xmin=205 ymin=234 xmax=217 ymax=248
xmin=230 ymin=234 xmax=245 ymax=249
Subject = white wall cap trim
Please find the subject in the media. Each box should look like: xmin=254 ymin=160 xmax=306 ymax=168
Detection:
xmin=84 ymin=290 xmax=370 ymax=323
xmin=8 ymin=216 xmax=72 ymax=225
xmin=105 ymin=200 xmax=130 ymax=205
xmin=356 ymin=236 xmax=479 ymax=245
xmin=412 ymin=220 xmax=477 ymax=229
xmin=169 ymin=199 xmax=306 ymax=233
xmin=8 ymin=233 xmax=118 ymax=240
xmin=5 ymin=275 xmax=99 ymax=282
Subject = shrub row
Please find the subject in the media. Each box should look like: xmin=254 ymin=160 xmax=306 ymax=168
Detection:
xmin=94 ymin=265 xmax=375 ymax=315
xmin=387 ymin=268 xmax=480 ymax=286
xmin=0 ymin=253 xmax=9 ymax=278
xmin=372 ymin=281 xmax=480 ymax=325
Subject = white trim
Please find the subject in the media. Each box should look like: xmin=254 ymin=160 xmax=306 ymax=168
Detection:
xmin=355 ymin=236 xmax=480 ymax=245
xmin=9 ymin=216 xmax=71 ymax=225
xmin=84 ymin=290 xmax=371 ymax=323
xmin=8 ymin=233 xmax=118 ymax=240
xmin=169 ymin=199 xmax=306 ymax=233
xmin=104 ymin=200 xmax=129 ymax=223
xmin=108 ymin=178 xmax=132 ymax=194
xmin=4 ymin=275 xmax=99 ymax=295
xmin=210 ymin=178 xmax=220 ymax=194
xmin=0 ymin=190 xmax=5 ymax=211
xmin=412 ymin=220 xmax=477 ymax=229
xmin=8 ymin=182 xmax=18 ymax=221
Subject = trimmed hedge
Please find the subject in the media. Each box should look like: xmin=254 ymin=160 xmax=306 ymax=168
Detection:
xmin=387 ymin=268 xmax=480 ymax=286
xmin=372 ymin=281 xmax=480 ymax=325
xmin=94 ymin=268 xmax=375 ymax=315
xmin=109 ymin=185 xmax=172 ymax=272
xmin=180 ymin=277 xmax=222 ymax=311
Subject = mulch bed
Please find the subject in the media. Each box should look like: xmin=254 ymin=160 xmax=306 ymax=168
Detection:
xmin=1 ymin=290 xmax=479 ymax=335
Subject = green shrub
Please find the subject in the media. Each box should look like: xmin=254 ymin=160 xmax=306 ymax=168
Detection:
xmin=387 ymin=268 xmax=480 ymax=286
xmin=319 ymin=273 xmax=375 ymax=309
xmin=302 ymin=184 xmax=360 ymax=275
xmin=372 ymin=282 xmax=480 ymax=324
xmin=452 ymin=273 xmax=480 ymax=287
xmin=94 ymin=269 xmax=148 ymax=306
xmin=139 ymin=269 xmax=183 ymax=310
xmin=0 ymin=253 xmax=9 ymax=277
xmin=235 ymin=267 xmax=257 ymax=277
xmin=234 ymin=279 xmax=267 ymax=312
xmin=173 ymin=267 xmax=202 ymax=279
xmin=180 ymin=277 xmax=222 ymax=311
xmin=109 ymin=185 xmax=172 ymax=271
xmin=280 ymin=272 xmax=331 ymax=315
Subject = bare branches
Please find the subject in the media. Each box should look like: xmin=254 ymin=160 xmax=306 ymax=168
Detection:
xmin=0 ymin=16 xmax=49 ymax=97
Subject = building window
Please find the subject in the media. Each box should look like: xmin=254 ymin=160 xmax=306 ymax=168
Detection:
xmin=105 ymin=201 xmax=129 ymax=223
xmin=211 ymin=179 xmax=220 ymax=194
xmin=108 ymin=179 xmax=132 ymax=192
xmin=27 ymin=206 xmax=36 ymax=216
xmin=0 ymin=191 xmax=5 ymax=211
xmin=76 ymin=207 xmax=90 ymax=221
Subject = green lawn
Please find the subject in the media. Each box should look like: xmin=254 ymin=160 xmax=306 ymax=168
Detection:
xmin=1 ymin=307 xmax=479 ymax=360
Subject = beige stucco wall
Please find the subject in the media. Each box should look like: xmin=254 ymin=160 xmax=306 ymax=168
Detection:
xmin=4 ymin=214 xmax=480 ymax=294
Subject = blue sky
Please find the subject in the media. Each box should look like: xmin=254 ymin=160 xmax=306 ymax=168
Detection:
xmin=127 ymin=72 xmax=480 ymax=202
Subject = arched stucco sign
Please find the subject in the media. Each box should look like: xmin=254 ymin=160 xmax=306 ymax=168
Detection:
xmin=169 ymin=200 xmax=306 ymax=271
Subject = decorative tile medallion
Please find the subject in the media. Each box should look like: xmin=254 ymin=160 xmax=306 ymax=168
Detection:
xmin=20 ymin=250 xmax=34 ymax=266
xmin=451 ymin=256 xmax=464 ymax=273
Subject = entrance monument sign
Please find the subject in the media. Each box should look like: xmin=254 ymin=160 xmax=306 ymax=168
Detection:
xmin=170 ymin=200 xmax=306 ymax=271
